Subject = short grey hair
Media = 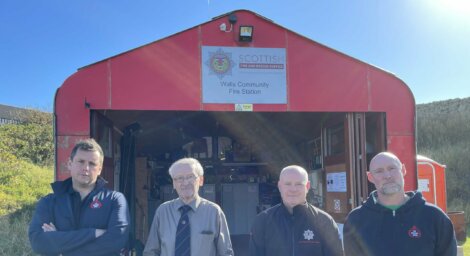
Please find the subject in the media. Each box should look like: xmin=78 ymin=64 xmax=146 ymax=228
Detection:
xmin=168 ymin=158 xmax=204 ymax=177
xmin=280 ymin=165 xmax=308 ymax=183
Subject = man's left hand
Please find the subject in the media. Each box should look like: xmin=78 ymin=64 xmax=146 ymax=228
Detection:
xmin=42 ymin=222 xmax=57 ymax=232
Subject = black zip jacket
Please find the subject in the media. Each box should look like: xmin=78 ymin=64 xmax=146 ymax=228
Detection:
xmin=29 ymin=177 xmax=130 ymax=256
xmin=249 ymin=202 xmax=343 ymax=256
xmin=343 ymin=191 xmax=457 ymax=256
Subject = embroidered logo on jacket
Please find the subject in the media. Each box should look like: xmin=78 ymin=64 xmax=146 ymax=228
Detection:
xmin=90 ymin=198 xmax=103 ymax=209
xmin=408 ymin=225 xmax=422 ymax=238
xmin=303 ymin=229 xmax=314 ymax=240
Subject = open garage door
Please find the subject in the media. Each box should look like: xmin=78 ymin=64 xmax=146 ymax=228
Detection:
xmin=91 ymin=110 xmax=385 ymax=255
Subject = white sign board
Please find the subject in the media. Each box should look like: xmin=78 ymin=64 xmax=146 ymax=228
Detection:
xmin=202 ymin=46 xmax=287 ymax=104
xmin=418 ymin=179 xmax=430 ymax=192
xmin=326 ymin=172 xmax=347 ymax=192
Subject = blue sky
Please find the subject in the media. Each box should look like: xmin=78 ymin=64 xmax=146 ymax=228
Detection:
xmin=1 ymin=0 xmax=469 ymax=111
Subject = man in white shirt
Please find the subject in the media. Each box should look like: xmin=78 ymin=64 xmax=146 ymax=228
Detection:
xmin=144 ymin=158 xmax=233 ymax=256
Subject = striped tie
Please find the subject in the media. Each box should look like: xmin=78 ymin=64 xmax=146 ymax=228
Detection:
xmin=175 ymin=205 xmax=192 ymax=256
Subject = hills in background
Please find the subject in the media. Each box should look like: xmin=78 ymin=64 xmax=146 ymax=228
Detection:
xmin=416 ymin=97 xmax=470 ymax=226
xmin=417 ymin=96 xmax=470 ymax=153
xmin=418 ymin=97 xmax=470 ymax=116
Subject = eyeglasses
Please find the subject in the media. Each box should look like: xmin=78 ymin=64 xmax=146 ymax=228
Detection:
xmin=370 ymin=166 xmax=400 ymax=177
xmin=172 ymin=174 xmax=198 ymax=183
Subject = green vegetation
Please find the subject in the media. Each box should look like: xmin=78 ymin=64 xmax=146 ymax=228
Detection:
xmin=0 ymin=109 xmax=53 ymax=255
xmin=465 ymin=239 xmax=470 ymax=255
xmin=0 ymin=164 xmax=51 ymax=256
xmin=0 ymin=151 xmax=52 ymax=215
xmin=417 ymin=98 xmax=470 ymax=230
xmin=0 ymin=205 xmax=38 ymax=255
xmin=0 ymin=109 xmax=53 ymax=167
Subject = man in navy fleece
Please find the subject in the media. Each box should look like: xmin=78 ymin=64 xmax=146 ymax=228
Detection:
xmin=29 ymin=139 xmax=130 ymax=255
xmin=343 ymin=152 xmax=457 ymax=256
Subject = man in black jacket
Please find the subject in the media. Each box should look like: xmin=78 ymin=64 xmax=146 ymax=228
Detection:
xmin=29 ymin=139 xmax=130 ymax=255
xmin=250 ymin=165 xmax=343 ymax=256
xmin=343 ymin=152 xmax=457 ymax=256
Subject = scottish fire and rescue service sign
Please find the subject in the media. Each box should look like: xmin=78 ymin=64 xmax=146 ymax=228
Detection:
xmin=202 ymin=46 xmax=287 ymax=104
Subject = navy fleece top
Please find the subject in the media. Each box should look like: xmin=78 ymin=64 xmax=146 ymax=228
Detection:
xmin=343 ymin=191 xmax=457 ymax=256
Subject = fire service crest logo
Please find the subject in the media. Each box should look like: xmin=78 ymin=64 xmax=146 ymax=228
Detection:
xmin=303 ymin=229 xmax=314 ymax=240
xmin=407 ymin=225 xmax=422 ymax=238
xmin=90 ymin=198 xmax=103 ymax=209
xmin=205 ymin=48 xmax=235 ymax=79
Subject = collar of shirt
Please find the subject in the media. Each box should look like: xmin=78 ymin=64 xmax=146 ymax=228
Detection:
xmin=173 ymin=196 xmax=202 ymax=213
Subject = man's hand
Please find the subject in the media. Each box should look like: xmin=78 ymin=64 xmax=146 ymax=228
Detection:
xmin=95 ymin=229 xmax=107 ymax=237
xmin=42 ymin=222 xmax=57 ymax=232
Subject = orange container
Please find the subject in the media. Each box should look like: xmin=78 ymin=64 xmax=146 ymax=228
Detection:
xmin=417 ymin=155 xmax=447 ymax=212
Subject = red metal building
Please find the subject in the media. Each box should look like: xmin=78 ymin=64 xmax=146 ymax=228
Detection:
xmin=54 ymin=10 xmax=416 ymax=253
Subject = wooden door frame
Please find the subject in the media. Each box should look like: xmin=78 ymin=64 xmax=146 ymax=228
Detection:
xmin=91 ymin=111 xmax=116 ymax=189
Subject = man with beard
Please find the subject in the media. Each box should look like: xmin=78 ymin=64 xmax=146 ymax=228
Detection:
xmin=144 ymin=158 xmax=233 ymax=256
xmin=343 ymin=152 xmax=457 ymax=256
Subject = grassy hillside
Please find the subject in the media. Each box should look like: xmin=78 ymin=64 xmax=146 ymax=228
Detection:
xmin=0 ymin=151 xmax=53 ymax=255
xmin=417 ymin=97 xmax=470 ymax=228
xmin=0 ymin=111 xmax=54 ymax=255
xmin=0 ymin=152 xmax=53 ymax=215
